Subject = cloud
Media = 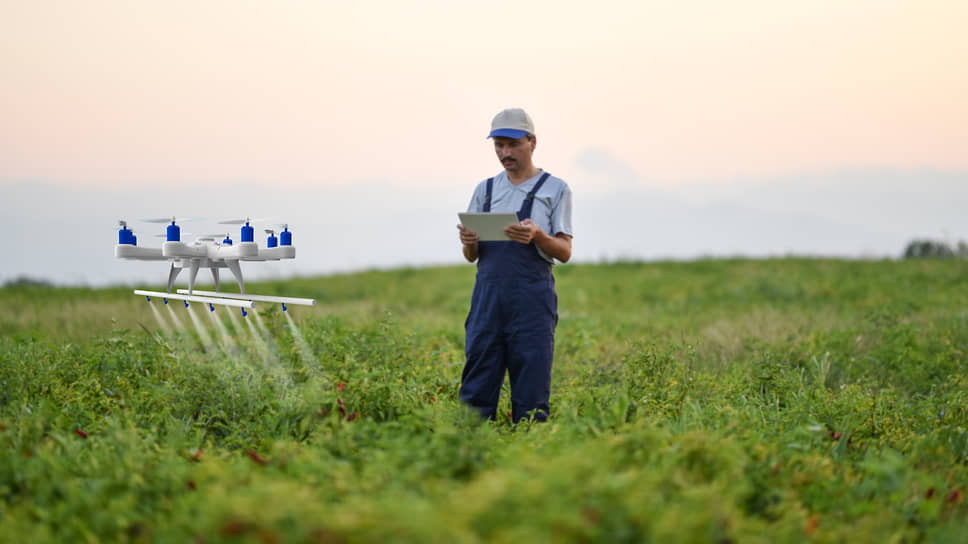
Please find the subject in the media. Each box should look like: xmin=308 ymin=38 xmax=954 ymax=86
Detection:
xmin=574 ymin=148 xmax=646 ymax=191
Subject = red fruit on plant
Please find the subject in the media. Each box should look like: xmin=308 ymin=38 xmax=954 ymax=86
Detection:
xmin=220 ymin=520 xmax=253 ymax=536
xmin=247 ymin=450 xmax=268 ymax=465
xmin=337 ymin=382 xmax=345 ymax=392
xmin=805 ymin=515 xmax=819 ymax=535
xmin=74 ymin=429 xmax=88 ymax=439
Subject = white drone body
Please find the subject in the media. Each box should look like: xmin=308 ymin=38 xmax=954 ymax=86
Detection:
xmin=115 ymin=217 xmax=315 ymax=314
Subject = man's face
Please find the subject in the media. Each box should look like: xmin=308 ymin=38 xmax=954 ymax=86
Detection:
xmin=493 ymin=135 xmax=534 ymax=173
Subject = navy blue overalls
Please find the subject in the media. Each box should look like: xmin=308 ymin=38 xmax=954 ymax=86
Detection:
xmin=460 ymin=172 xmax=557 ymax=423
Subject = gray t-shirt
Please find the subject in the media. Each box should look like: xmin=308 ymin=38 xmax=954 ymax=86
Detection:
xmin=466 ymin=170 xmax=574 ymax=263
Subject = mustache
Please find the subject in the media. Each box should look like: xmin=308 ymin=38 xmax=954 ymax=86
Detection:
xmin=501 ymin=158 xmax=516 ymax=164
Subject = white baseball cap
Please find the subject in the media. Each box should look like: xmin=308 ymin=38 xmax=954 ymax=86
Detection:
xmin=488 ymin=108 xmax=535 ymax=139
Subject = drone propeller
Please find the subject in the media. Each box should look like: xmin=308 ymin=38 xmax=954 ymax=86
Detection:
xmin=153 ymin=232 xmax=194 ymax=238
xmin=218 ymin=217 xmax=270 ymax=225
xmin=116 ymin=220 xmax=137 ymax=233
xmin=264 ymin=229 xmax=276 ymax=235
xmin=140 ymin=216 xmax=199 ymax=224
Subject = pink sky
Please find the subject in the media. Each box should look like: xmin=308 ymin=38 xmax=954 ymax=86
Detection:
xmin=2 ymin=1 xmax=966 ymax=188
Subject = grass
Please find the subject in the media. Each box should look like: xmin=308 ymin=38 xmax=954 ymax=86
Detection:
xmin=1 ymin=258 xmax=967 ymax=542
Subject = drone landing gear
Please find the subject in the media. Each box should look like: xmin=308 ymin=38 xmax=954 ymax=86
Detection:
xmin=225 ymin=259 xmax=245 ymax=294
xmin=187 ymin=261 xmax=200 ymax=294
xmin=166 ymin=263 xmax=181 ymax=294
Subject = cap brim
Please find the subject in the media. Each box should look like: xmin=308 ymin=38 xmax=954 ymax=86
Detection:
xmin=487 ymin=128 xmax=529 ymax=139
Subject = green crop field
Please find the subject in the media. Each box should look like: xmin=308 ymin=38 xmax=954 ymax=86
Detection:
xmin=2 ymin=258 xmax=967 ymax=542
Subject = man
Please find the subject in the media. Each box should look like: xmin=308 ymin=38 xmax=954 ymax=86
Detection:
xmin=456 ymin=107 xmax=574 ymax=423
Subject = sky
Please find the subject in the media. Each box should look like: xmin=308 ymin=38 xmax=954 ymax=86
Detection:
xmin=2 ymin=1 xmax=967 ymax=286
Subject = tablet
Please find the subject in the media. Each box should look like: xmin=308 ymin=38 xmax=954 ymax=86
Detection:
xmin=458 ymin=212 xmax=520 ymax=242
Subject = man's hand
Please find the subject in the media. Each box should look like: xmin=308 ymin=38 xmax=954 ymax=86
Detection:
xmin=504 ymin=219 xmax=540 ymax=244
xmin=506 ymin=219 xmax=573 ymax=263
xmin=457 ymin=224 xmax=479 ymax=262
xmin=458 ymin=224 xmax=479 ymax=246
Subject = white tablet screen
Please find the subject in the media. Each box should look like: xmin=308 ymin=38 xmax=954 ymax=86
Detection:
xmin=458 ymin=212 xmax=519 ymax=242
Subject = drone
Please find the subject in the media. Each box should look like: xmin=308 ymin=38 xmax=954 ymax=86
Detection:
xmin=115 ymin=217 xmax=316 ymax=315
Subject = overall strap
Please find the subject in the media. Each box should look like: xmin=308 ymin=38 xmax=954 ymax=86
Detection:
xmin=483 ymin=178 xmax=494 ymax=212
xmin=517 ymin=172 xmax=552 ymax=220
xmin=526 ymin=172 xmax=551 ymax=203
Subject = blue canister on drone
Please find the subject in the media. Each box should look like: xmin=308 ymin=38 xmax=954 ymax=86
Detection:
xmin=166 ymin=221 xmax=180 ymax=242
xmin=118 ymin=226 xmax=133 ymax=245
